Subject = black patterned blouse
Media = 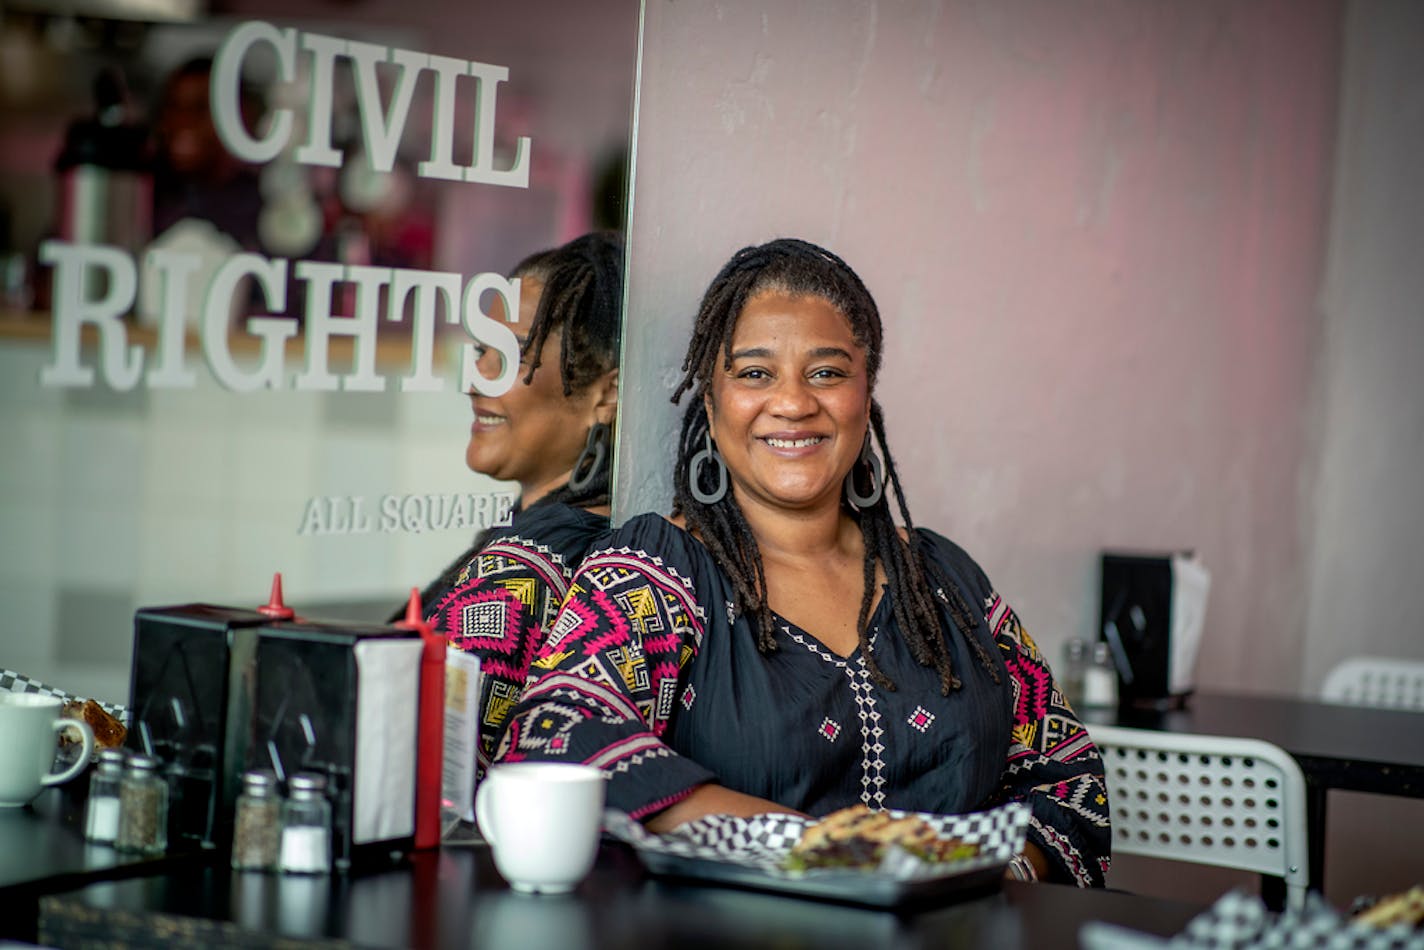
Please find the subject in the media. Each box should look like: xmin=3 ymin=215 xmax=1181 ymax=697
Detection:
xmin=496 ymin=513 xmax=1112 ymax=887
xmin=426 ymin=503 xmax=609 ymax=768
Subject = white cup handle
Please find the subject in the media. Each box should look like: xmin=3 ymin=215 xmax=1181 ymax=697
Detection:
xmin=475 ymin=779 xmax=499 ymax=846
xmin=44 ymin=718 xmax=94 ymax=786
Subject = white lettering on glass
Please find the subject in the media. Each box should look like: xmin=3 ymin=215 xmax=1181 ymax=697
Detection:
xmin=212 ymin=21 xmax=530 ymax=187
xmin=38 ymin=242 xmax=521 ymax=396
xmin=300 ymin=492 xmax=517 ymax=535
xmin=211 ymin=21 xmax=298 ymax=164
xmin=42 ymin=19 xmax=535 ymax=395
xmin=38 ymin=241 xmax=143 ymax=390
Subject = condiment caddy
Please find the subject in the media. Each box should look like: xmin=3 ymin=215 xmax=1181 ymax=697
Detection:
xmin=122 ymin=574 xmax=433 ymax=872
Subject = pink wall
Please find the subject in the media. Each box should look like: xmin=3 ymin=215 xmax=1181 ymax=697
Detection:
xmin=1304 ymin=0 xmax=1424 ymax=687
xmin=618 ymin=0 xmax=1341 ymax=694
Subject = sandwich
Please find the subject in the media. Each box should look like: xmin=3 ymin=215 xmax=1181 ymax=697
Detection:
xmin=784 ymin=804 xmax=979 ymax=871
xmin=1352 ymin=886 xmax=1424 ymax=929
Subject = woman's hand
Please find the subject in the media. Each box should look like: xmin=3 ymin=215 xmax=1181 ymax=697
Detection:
xmin=644 ymin=784 xmax=807 ymax=833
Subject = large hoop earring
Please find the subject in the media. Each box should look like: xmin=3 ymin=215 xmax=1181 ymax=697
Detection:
xmin=568 ymin=422 xmax=611 ymax=493
xmin=844 ymin=433 xmax=883 ymax=510
xmin=689 ymin=429 xmax=728 ymax=505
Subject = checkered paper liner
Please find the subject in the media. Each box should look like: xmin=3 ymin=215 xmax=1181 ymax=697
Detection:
xmin=1171 ymin=891 xmax=1424 ymax=950
xmin=605 ymin=800 xmax=1030 ymax=882
xmin=1 ymin=669 xmax=129 ymax=723
xmin=1079 ymin=890 xmax=1424 ymax=950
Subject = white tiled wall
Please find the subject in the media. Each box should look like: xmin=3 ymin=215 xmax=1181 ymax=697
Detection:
xmin=0 ymin=337 xmax=510 ymax=705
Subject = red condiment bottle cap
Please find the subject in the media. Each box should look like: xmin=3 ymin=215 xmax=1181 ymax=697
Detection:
xmin=395 ymin=588 xmax=441 ymax=639
xmin=257 ymin=572 xmax=295 ymax=620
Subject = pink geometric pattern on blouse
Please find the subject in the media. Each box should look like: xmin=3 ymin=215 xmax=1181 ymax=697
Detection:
xmin=907 ymin=705 xmax=936 ymax=733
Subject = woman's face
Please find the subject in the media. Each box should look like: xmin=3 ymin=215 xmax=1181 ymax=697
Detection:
xmin=466 ymin=279 xmax=608 ymax=502
xmin=707 ymin=289 xmax=871 ymax=515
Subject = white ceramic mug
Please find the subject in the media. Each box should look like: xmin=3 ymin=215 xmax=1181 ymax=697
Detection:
xmin=475 ymin=762 xmax=606 ymax=894
xmin=0 ymin=693 xmax=95 ymax=806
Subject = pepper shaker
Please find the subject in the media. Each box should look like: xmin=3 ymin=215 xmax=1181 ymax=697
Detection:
xmin=232 ymin=770 xmax=283 ymax=871
xmin=279 ymin=772 xmax=332 ymax=874
xmin=115 ymin=754 xmax=168 ymax=855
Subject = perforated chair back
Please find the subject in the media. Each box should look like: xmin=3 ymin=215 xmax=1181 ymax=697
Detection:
xmin=1320 ymin=656 xmax=1424 ymax=711
xmin=1089 ymin=724 xmax=1309 ymax=910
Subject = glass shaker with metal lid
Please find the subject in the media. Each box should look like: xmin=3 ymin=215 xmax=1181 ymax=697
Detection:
xmin=279 ymin=772 xmax=332 ymax=874
xmin=1081 ymin=642 xmax=1120 ymax=710
xmin=232 ymin=769 xmax=283 ymax=871
xmin=84 ymin=749 xmax=127 ymax=844
xmin=115 ymin=754 xmax=168 ymax=855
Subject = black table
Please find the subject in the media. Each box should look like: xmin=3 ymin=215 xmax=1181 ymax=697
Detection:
xmin=1083 ymin=690 xmax=1424 ymax=896
xmin=0 ymin=783 xmax=200 ymax=918
xmin=3 ymin=801 xmax=1206 ymax=950
xmin=29 ymin=845 xmax=1206 ymax=950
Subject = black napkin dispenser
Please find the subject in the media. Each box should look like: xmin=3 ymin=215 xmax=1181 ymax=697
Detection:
xmin=126 ymin=604 xmax=272 ymax=850
xmin=1099 ymin=550 xmax=1210 ymax=711
xmin=128 ymin=605 xmax=425 ymax=866
xmin=239 ymin=620 xmax=424 ymax=868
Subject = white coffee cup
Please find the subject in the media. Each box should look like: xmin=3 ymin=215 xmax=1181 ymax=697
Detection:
xmin=0 ymin=693 xmax=95 ymax=807
xmin=475 ymin=762 xmax=606 ymax=894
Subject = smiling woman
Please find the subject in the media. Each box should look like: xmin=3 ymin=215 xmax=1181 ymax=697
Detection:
xmin=494 ymin=238 xmax=1112 ymax=888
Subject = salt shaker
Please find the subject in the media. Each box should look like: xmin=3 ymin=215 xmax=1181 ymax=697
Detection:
xmin=1081 ymin=642 xmax=1120 ymax=709
xmin=84 ymin=749 xmax=127 ymax=844
xmin=116 ymin=754 xmax=168 ymax=855
xmin=232 ymin=770 xmax=283 ymax=871
xmin=279 ymin=772 xmax=332 ymax=874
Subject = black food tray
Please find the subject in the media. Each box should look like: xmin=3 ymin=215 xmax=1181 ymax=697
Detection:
xmin=606 ymin=802 xmax=1029 ymax=909
xmin=635 ymin=848 xmax=1008 ymax=909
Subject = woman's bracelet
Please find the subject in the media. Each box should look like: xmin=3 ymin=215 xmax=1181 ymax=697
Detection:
xmin=1007 ymin=851 xmax=1039 ymax=882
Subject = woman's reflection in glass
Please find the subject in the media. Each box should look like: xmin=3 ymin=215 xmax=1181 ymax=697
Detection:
xmin=407 ymin=231 xmax=621 ymax=778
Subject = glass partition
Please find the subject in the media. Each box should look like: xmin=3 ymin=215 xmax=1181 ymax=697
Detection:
xmin=0 ymin=0 xmax=642 ymax=704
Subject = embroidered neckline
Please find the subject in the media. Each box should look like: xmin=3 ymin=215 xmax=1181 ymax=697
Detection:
xmin=776 ymin=605 xmax=885 ymax=666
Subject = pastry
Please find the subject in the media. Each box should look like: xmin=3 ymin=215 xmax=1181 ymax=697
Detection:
xmin=785 ymin=804 xmax=979 ymax=871
xmin=61 ymin=699 xmax=128 ymax=750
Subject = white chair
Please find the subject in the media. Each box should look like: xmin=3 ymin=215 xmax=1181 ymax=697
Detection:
xmin=1089 ymin=723 xmax=1309 ymax=910
xmin=1320 ymin=656 xmax=1424 ymax=711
